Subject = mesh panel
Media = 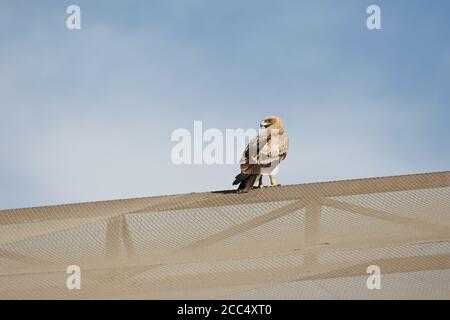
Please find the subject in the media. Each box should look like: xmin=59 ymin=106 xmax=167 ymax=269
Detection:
xmin=0 ymin=171 xmax=449 ymax=299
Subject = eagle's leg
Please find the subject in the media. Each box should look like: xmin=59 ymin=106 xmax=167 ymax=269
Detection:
xmin=258 ymin=175 xmax=264 ymax=188
xmin=269 ymin=175 xmax=278 ymax=187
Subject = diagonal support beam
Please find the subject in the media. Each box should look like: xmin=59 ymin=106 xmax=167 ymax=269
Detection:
xmin=184 ymin=200 xmax=305 ymax=250
xmin=0 ymin=216 xmax=110 ymax=246
xmin=322 ymin=198 xmax=450 ymax=236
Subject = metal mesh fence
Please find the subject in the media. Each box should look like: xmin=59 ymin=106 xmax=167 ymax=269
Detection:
xmin=0 ymin=171 xmax=449 ymax=299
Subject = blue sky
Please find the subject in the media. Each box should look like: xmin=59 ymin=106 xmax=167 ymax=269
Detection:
xmin=1 ymin=0 xmax=449 ymax=209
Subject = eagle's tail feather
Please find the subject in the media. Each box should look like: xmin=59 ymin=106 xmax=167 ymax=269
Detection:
xmin=236 ymin=174 xmax=258 ymax=193
xmin=233 ymin=173 xmax=247 ymax=185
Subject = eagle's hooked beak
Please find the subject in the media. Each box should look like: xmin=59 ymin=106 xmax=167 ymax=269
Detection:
xmin=260 ymin=121 xmax=269 ymax=129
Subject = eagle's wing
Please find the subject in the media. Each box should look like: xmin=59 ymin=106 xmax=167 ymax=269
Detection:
xmin=239 ymin=132 xmax=288 ymax=174
xmin=279 ymin=133 xmax=289 ymax=160
xmin=258 ymin=132 xmax=288 ymax=164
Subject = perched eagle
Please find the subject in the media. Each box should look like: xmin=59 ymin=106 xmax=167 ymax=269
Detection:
xmin=233 ymin=116 xmax=289 ymax=193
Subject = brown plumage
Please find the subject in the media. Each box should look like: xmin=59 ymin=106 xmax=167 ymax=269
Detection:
xmin=233 ymin=116 xmax=289 ymax=193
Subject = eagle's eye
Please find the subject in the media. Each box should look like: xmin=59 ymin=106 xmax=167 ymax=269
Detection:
xmin=261 ymin=117 xmax=277 ymax=128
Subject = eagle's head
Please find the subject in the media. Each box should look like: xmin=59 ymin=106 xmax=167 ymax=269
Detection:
xmin=260 ymin=116 xmax=285 ymax=134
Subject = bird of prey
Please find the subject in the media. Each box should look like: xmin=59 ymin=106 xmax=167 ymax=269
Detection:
xmin=233 ymin=116 xmax=289 ymax=193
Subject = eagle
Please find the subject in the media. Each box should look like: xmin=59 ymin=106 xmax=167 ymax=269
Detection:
xmin=233 ymin=116 xmax=289 ymax=193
